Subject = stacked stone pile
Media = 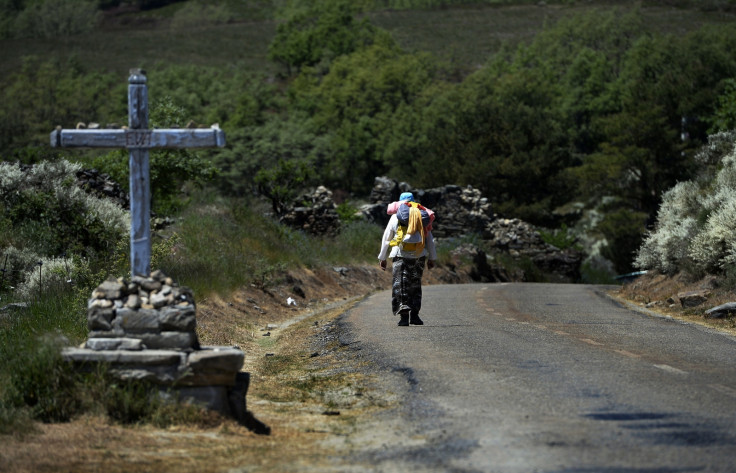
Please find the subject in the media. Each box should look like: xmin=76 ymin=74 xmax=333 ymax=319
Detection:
xmin=76 ymin=168 xmax=129 ymax=209
xmin=281 ymin=186 xmax=341 ymax=236
xmin=85 ymin=269 xmax=199 ymax=351
xmin=368 ymin=176 xmax=408 ymax=207
xmin=415 ymin=185 xmax=493 ymax=238
xmin=485 ymin=218 xmax=548 ymax=255
xmin=486 ymin=218 xmax=581 ymax=280
xmin=63 ymin=270 xmax=247 ymax=417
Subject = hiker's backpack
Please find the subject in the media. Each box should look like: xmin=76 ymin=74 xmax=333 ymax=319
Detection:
xmin=389 ymin=201 xmax=433 ymax=254
xmin=396 ymin=201 xmax=431 ymax=228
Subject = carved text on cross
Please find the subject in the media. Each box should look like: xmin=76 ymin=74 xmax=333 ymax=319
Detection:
xmin=50 ymin=69 xmax=225 ymax=277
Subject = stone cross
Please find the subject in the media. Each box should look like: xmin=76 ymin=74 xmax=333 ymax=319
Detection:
xmin=50 ymin=69 xmax=225 ymax=277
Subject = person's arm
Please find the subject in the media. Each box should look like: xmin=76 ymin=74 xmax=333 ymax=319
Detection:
xmin=425 ymin=231 xmax=437 ymax=269
xmin=378 ymin=216 xmax=397 ymax=269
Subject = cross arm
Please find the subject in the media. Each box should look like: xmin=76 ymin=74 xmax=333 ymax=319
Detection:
xmin=50 ymin=127 xmax=226 ymax=149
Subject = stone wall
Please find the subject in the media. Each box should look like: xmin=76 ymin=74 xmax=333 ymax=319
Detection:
xmin=362 ymin=177 xmax=581 ymax=281
xmin=359 ymin=177 xmax=493 ymax=237
xmin=486 ymin=218 xmax=581 ymax=281
xmin=276 ymin=176 xmax=582 ymax=281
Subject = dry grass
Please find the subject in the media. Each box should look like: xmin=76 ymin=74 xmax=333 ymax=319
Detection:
xmin=612 ymin=271 xmax=736 ymax=336
xmin=0 ymin=265 xmax=395 ymax=473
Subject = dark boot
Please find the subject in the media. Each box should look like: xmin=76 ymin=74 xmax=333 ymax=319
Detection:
xmin=398 ymin=309 xmax=410 ymax=326
xmin=410 ymin=313 xmax=424 ymax=325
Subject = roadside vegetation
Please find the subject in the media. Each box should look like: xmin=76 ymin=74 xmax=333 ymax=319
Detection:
xmin=3 ymin=0 xmax=736 ymax=436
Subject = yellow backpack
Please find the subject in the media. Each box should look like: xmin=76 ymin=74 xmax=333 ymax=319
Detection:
xmin=389 ymin=203 xmax=425 ymax=255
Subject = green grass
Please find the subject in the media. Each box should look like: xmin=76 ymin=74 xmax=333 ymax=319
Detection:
xmin=368 ymin=1 xmax=736 ymax=74
xmin=0 ymin=288 xmax=87 ymax=426
xmin=0 ymin=20 xmax=277 ymax=82
xmin=159 ymin=191 xmax=382 ymax=297
xmin=2 ymin=1 xmax=732 ymax=85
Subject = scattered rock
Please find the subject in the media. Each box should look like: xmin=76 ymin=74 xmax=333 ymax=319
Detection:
xmin=705 ymin=302 xmax=736 ymax=319
xmin=677 ymin=289 xmax=710 ymax=308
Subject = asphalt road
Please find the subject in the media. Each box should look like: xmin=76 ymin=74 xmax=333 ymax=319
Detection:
xmin=339 ymin=283 xmax=736 ymax=473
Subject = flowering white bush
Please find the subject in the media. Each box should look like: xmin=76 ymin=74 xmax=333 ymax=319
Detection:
xmin=635 ymin=181 xmax=703 ymax=273
xmin=16 ymin=255 xmax=88 ymax=300
xmin=1 ymin=245 xmax=42 ymax=290
xmin=0 ymin=161 xmax=25 ymax=189
xmin=636 ymin=132 xmax=736 ymax=274
xmin=694 ymin=131 xmax=736 ymax=167
xmin=1 ymin=160 xmax=127 ymax=297
xmin=689 ymin=194 xmax=736 ymax=270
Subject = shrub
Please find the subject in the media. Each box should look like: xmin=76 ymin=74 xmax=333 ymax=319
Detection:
xmin=0 ymin=246 xmax=42 ymax=291
xmin=634 ymin=181 xmax=703 ymax=274
xmin=15 ymin=254 xmax=92 ymax=300
xmin=689 ymin=194 xmax=736 ymax=271
xmin=539 ymin=224 xmax=579 ymax=250
xmin=0 ymin=160 xmax=128 ymax=258
xmin=170 ymin=0 xmax=235 ymax=30
xmin=635 ymin=131 xmax=736 ymax=275
xmin=0 ymin=160 xmax=127 ymax=296
xmin=4 ymin=335 xmax=82 ymax=423
xmin=14 ymin=0 xmax=101 ymax=39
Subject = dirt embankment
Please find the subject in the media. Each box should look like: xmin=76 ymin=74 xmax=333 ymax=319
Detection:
xmin=612 ymin=271 xmax=736 ymax=337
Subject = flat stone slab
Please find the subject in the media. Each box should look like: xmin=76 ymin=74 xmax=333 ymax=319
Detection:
xmin=63 ymin=344 xmax=245 ymax=389
xmin=62 ymin=347 xmax=184 ymax=365
xmin=86 ymin=337 xmax=144 ymax=351
xmin=188 ymin=347 xmax=245 ymax=372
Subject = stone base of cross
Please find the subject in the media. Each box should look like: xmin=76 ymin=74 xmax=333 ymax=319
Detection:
xmin=50 ymin=69 xmax=225 ymax=278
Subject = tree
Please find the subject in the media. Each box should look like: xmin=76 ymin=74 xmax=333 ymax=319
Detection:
xmin=268 ymin=0 xmax=385 ymax=75
xmin=254 ymin=158 xmax=313 ymax=216
xmin=290 ymin=40 xmax=436 ymax=193
xmin=709 ymin=79 xmax=736 ymax=133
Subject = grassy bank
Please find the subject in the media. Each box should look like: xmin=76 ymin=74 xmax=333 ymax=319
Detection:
xmin=0 ymin=189 xmax=382 ymax=434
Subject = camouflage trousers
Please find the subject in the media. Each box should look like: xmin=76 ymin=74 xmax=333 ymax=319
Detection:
xmin=391 ymin=256 xmax=426 ymax=316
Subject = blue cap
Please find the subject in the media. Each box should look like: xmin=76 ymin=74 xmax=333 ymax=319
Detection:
xmin=399 ymin=192 xmax=415 ymax=202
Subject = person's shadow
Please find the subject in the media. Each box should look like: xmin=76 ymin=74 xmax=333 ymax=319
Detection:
xmin=229 ymin=372 xmax=271 ymax=435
